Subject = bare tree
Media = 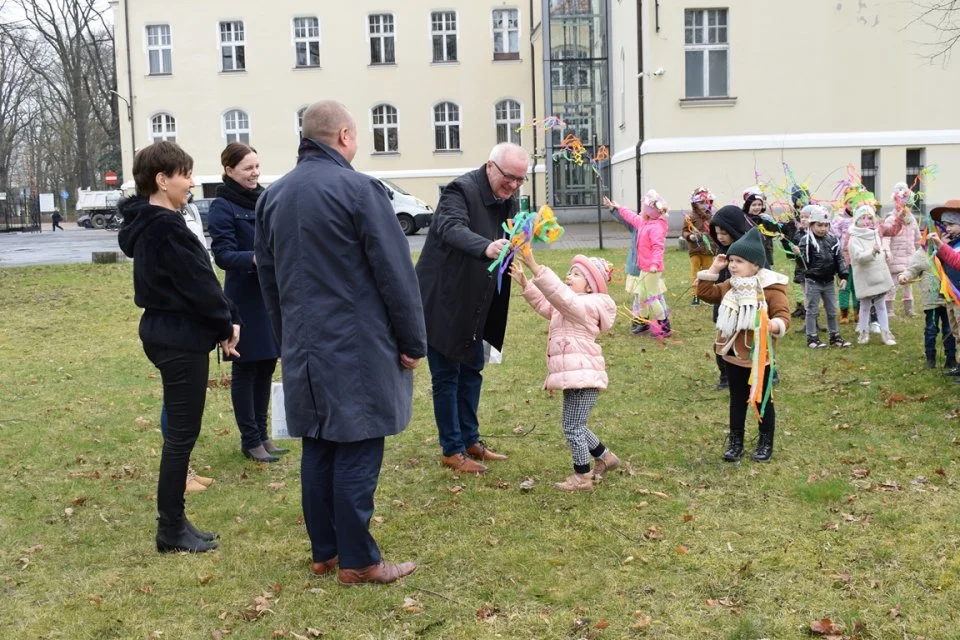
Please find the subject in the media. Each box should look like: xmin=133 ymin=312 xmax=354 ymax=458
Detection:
xmin=1 ymin=0 xmax=118 ymax=189
xmin=911 ymin=0 xmax=960 ymax=62
xmin=0 ymin=28 xmax=34 ymax=191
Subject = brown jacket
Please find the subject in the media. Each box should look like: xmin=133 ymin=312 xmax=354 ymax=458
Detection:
xmin=696 ymin=269 xmax=791 ymax=367
xmin=682 ymin=210 xmax=714 ymax=257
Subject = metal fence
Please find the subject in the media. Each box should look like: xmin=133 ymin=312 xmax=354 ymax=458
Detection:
xmin=0 ymin=190 xmax=41 ymax=233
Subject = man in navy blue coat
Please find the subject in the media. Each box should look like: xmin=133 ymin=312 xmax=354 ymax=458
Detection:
xmin=255 ymin=101 xmax=427 ymax=585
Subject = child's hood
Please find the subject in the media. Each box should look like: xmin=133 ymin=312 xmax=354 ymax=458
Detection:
xmin=709 ymin=204 xmax=750 ymax=247
xmin=581 ymin=292 xmax=617 ymax=332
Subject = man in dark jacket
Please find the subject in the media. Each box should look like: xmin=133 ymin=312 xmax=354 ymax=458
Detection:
xmin=255 ymin=101 xmax=427 ymax=585
xmin=415 ymin=142 xmax=529 ymax=474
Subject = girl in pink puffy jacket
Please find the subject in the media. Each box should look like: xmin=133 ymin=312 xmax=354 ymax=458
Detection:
xmin=881 ymin=182 xmax=922 ymax=317
xmin=603 ymin=190 xmax=671 ymax=336
xmin=510 ymin=248 xmax=620 ymax=493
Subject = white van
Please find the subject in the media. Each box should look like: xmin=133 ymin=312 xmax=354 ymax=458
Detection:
xmin=376 ymin=178 xmax=433 ymax=235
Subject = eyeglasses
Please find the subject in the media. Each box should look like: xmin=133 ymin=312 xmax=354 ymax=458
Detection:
xmin=491 ymin=160 xmax=528 ymax=185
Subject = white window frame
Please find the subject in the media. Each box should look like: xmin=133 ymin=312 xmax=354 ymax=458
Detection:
xmin=295 ymin=106 xmax=308 ymax=139
xmin=149 ymin=113 xmax=177 ymax=143
xmin=222 ymin=109 xmax=250 ymax=144
xmin=491 ymin=8 xmax=520 ymax=60
xmin=683 ymin=8 xmax=729 ymax=98
xmin=370 ymin=103 xmax=399 ymax=153
xmin=145 ymin=24 xmax=172 ymax=75
xmin=432 ymin=101 xmax=461 ymax=151
xmin=494 ymin=99 xmax=522 ymax=145
xmin=618 ymin=46 xmax=626 ymax=129
xmin=367 ymin=13 xmax=396 ymax=65
xmin=219 ymin=20 xmax=246 ymax=72
xmin=430 ymin=10 xmax=458 ymax=63
xmin=292 ymin=16 xmax=321 ymax=68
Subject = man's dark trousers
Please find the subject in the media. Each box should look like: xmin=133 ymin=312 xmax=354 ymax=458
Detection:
xmin=301 ymin=435 xmax=385 ymax=569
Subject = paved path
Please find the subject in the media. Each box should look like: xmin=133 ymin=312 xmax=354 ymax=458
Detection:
xmin=0 ymin=222 xmax=642 ymax=268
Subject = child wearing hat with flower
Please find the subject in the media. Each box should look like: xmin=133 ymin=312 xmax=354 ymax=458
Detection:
xmin=881 ymin=182 xmax=923 ymax=317
xmin=847 ymin=204 xmax=904 ymax=345
xmin=683 ymin=187 xmax=716 ymax=306
xmin=603 ymin=190 xmax=671 ymax=336
xmin=696 ymin=227 xmax=792 ymax=462
xmin=510 ymin=249 xmax=620 ymax=491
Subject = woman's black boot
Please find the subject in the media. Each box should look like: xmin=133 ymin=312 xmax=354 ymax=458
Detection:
xmin=185 ymin=517 xmax=219 ymax=542
xmin=157 ymin=515 xmax=219 ymax=553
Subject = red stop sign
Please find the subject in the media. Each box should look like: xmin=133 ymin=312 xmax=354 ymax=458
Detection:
xmin=105 ymin=171 xmax=118 ymax=185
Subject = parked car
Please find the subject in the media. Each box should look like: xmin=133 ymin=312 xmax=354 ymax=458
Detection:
xmin=375 ymin=178 xmax=433 ymax=235
xmin=193 ymin=198 xmax=214 ymax=234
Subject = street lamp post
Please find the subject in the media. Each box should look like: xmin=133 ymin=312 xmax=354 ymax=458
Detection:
xmin=110 ymin=89 xmax=136 ymax=175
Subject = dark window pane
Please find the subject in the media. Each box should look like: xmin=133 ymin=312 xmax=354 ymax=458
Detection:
xmin=370 ymin=39 xmax=380 ymax=63
xmin=432 ymin=36 xmax=443 ymax=61
xmin=387 ymin=128 xmax=398 ymax=151
xmin=296 ymin=44 xmax=307 ymax=67
xmin=708 ymin=50 xmax=727 ymax=96
xmin=374 ymin=128 xmax=384 ymax=152
xmin=236 ymin=46 xmax=245 ymax=69
xmin=435 ymin=126 xmax=445 ymax=150
xmin=222 ymin=47 xmax=232 ymax=70
xmin=385 ymin=37 xmax=395 ymax=63
xmin=309 ymin=42 xmax=319 ymax=65
xmin=685 ymin=50 xmax=703 ymax=97
xmin=447 ymin=35 xmax=457 ymax=60
xmin=449 ymin=125 xmax=460 ymax=149
xmin=497 ymin=123 xmax=508 ymax=144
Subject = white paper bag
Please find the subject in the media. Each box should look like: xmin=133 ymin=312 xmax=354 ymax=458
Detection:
xmin=271 ymin=382 xmax=292 ymax=440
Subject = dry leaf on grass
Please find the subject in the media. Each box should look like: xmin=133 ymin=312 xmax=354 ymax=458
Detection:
xmin=809 ymin=617 xmax=843 ymax=635
xmin=476 ymin=603 xmax=498 ymax=621
xmin=645 ymin=525 xmax=662 ymax=541
xmin=519 ymin=477 xmax=535 ymax=491
xmin=267 ymin=482 xmax=286 ymax=491
xmin=683 ymin=514 xmax=693 ymax=523
xmin=594 ymin=619 xmax=609 ymax=629
xmin=631 ymin=611 xmax=652 ymax=629
xmin=851 ymin=468 xmax=870 ymax=479
xmin=890 ymin=603 xmax=901 ymax=618
xmin=198 ymin=574 xmax=215 ymax=585
xmin=401 ymin=596 xmax=422 ymax=613
xmin=675 ymin=545 xmax=689 ymax=554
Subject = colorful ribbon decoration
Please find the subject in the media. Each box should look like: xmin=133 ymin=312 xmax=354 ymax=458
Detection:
xmin=488 ymin=205 xmax=565 ymax=292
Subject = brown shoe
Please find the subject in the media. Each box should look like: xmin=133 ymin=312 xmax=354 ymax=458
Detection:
xmin=189 ymin=467 xmax=215 ymax=488
xmin=592 ymin=450 xmax=620 ymax=478
xmin=309 ymin=555 xmax=339 ymax=576
xmin=185 ymin=468 xmax=207 ymax=493
xmin=554 ymin=472 xmax=594 ymax=492
xmin=466 ymin=441 xmax=508 ymax=461
xmin=441 ymin=453 xmax=488 ymax=474
xmin=338 ymin=561 xmax=417 ymax=585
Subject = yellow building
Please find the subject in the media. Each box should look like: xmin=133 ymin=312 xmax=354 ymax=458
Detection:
xmin=110 ymin=0 xmax=547 ymax=211
xmin=608 ymin=0 xmax=960 ymax=213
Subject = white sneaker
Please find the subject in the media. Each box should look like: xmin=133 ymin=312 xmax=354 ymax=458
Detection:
xmin=857 ymin=329 xmax=870 ymax=344
xmin=881 ymin=330 xmax=897 ymax=346
xmin=870 ymin=321 xmax=881 ymax=334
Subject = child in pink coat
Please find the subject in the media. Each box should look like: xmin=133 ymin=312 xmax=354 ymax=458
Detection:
xmin=510 ymin=248 xmax=620 ymax=492
xmin=603 ymin=190 xmax=671 ymax=336
xmin=881 ymin=182 xmax=922 ymax=317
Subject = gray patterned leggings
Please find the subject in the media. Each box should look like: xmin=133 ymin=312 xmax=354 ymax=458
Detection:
xmin=562 ymin=388 xmax=603 ymax=471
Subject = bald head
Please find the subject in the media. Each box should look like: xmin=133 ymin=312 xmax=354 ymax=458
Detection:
xmin=302 ymin=101 xmax=355 ymax=146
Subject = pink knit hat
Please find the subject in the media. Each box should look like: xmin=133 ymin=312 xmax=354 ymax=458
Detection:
xmin=571 ymin=255 xmax=612 ymax=294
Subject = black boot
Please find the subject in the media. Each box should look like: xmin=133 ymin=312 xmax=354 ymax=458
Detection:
xmin=157 ymin=515 xmax=219 ymax=553
xmin=723 ymin=431 xmax=744 ymax=461
xmin=691 ymin=296 xmax=700 ymax=306
xmin=716 ymin=375 xmax=729 ymax=391
xmin=185 ymin=517 xmax=219 ymax=542
xmin=945 ymin=356 xmax=957 ymax=371
xmin=752 ymin=428 xmax=774 ymax=462
xmin=926 ymin=354 xmax=937 ymax=369
xmin=791 ymin=301 xmax=805 ymax=318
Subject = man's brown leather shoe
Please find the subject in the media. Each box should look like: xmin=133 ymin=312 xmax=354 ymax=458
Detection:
xmin=338 ymin=561 xmax=417 ymax=585
xmin=441 ymin=453 xmax=488 ymax=474
xmin=309 ymin=555 xmax=339 ymax=576
xmin=466 ymin=441 xmax=508 ymax=462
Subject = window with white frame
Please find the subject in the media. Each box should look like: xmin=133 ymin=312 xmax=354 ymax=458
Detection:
xmin=683 ymin=8 xmax=728 ymax=98
xmin=492 ymin=9 xmax=519 ymax=60
xmin=431 ymin=11 xmax=457 ymax=62
xmin=146 ymin=24 xmax=172 ymax=75
xmin=369 ymin=14 xmax=395 ymax=64
xmin=495 ymin=99 xmax=521 ymax=145
xmin=223 ymin=109 xmax=250 ymax=144
xmin=219 ymin=21 xmax=246 ymax=71
xmin=293 ymin=17 xmax=320 ymax=67
xmin=371 ymin=104 xmax=399 ymax=153
xmin=296 ymin=106 xmax=307 ymax=139
xmin=150 ymin=113 xmax=176 ymax=143
xmin=433 ymin=102 xmax=460 ymax=151
xmin=860 ymin=149 xmax=879 ymax=195
xmin=550 ymin=47 xmax=590 ymax=87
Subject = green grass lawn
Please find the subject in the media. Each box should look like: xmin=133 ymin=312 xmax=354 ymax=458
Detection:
xmin=1 ymin=247 xmax=959 ymax=639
